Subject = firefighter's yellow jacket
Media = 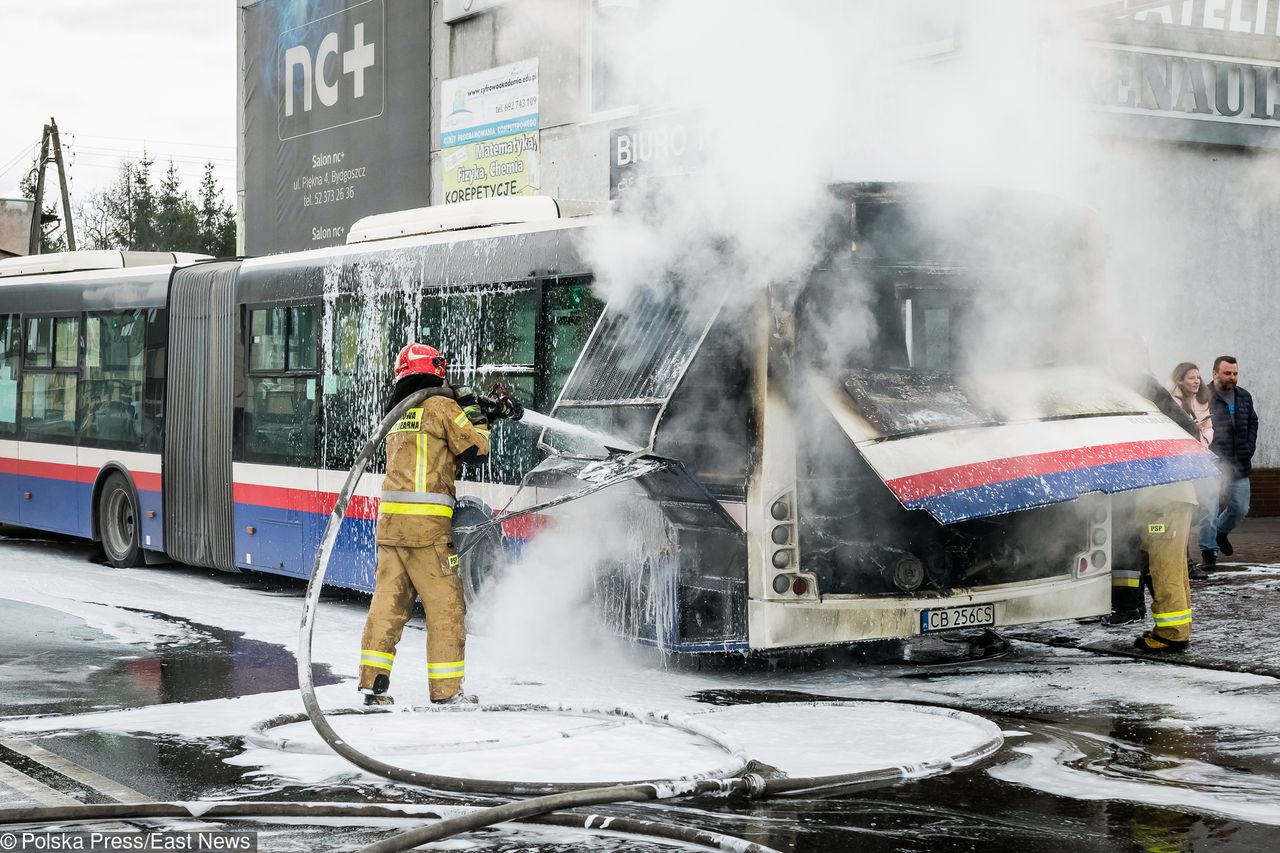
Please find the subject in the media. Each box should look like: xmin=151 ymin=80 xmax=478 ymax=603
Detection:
xmin=376 ymin=390 xmax=490 ymax=543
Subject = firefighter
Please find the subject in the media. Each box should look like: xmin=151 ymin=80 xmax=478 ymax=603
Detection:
xmin=1132 ymin=480 xmax=1197 ymax=653
xmin=357 ymin=342 xmax=516 ymax=706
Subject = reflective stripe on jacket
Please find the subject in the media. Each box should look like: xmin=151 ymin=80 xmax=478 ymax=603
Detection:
xmin=376 ymin=394 xmax=490 ymax=546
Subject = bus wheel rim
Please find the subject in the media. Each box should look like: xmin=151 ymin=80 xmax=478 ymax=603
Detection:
xmin=105 ymin=488 xmax=134 ymax=560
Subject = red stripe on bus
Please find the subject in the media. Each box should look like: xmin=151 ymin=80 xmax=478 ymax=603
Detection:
xmin=500 ymin=512 xmax=554 ymax=540
xmin=233 ymin=482 xmax=379 ymax=521
xmin=0 ymin=456 xmax=161 ymax=491
xmin=132 ymin=471 xmax=162 ymax=491
xmin=885 ymin=438 xmax=1207 ymax=502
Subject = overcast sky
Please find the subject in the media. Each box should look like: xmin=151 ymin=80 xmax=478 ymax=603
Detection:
xmin=0 ymin=0 xmax=236 ymax=204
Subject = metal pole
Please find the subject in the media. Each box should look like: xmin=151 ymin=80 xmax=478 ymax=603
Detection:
xmin=49 ymin=119 xmax=76 ymax=251
xmin=27 ymin=125 xmax=51 ymax=256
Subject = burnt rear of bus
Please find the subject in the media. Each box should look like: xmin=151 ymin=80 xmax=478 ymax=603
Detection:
xmin=540 ymin=183 xmax=1215 ymax=653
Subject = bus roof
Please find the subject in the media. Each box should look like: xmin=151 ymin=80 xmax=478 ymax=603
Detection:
xmin=346 ymin=197 xmax=609 ymax=244
xmin=0 ymin=250 xmax=211 ymax=279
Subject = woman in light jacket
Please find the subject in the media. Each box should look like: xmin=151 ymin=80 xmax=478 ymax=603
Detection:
xmin=1169 ymin=362 xmax=1213 ymax=447
xmin=1170 ymin=361 xmax=1215 ymax=575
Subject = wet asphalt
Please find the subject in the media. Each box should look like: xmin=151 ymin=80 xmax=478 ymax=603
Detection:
xmin=0 ymin=536 xmax=1277 ymax=852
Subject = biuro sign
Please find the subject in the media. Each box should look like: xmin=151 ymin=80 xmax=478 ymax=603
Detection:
xmin=278 ymin=0 xmax=385 ymax=140
xmin=1093 ymin=45 xmax=1280 ymax=125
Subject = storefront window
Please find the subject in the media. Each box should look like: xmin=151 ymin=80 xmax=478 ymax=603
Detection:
xmin=589 ymin=0 xmax=643 ymax=114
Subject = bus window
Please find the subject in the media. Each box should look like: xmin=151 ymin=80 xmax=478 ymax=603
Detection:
xmin=0 ymin=315 xmax=19 ymax=435
xmin=22 ymin=374 xmax=78 ymax=442
xmin=142 ymin=308 xmax=167 ymax=453
xmin=54 ymin=318 xmax=78 ymax=368
xmin=21 ymin=315 xmax=80 ymax=443
xmin=248 ymin=307 xmax=287 ymax=371
xmin=80 ymin=311 xmax=146 ymax=448
xmin=420 ymin=291 xmax=482 ymax=375
xmin=542 ymin=282 xmax=603 ymax=407
xmin=244 ymin=304 xmax=320 ymax=465
xmin=900 ymin=288 xmax=968 ymax=373
xmin=25 ymin=317 xmax=54 ymax=367
xmin=288 ymin=305 xmax=319 ymax=371
xmin=480 ymin=287 xmax=537 ymax=367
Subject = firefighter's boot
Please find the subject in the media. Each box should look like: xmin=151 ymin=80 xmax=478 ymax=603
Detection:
xmin=1134 ymin=632 xmax=1188 ymax=653
xmin=360 ymin=673 xmax=394 ymax=706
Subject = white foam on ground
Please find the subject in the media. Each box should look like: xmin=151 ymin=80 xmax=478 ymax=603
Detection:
xmin=989 ymin=736 xmax=1280 ymax=825
xmin=2 ymin=542 xmax=1279 ymax=819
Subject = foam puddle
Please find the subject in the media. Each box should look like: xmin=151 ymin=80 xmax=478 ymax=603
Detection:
xmin=989 ymin=733 xmax=1280 ymax=825
xmin=229 ymin=702 xmax=1001 ymax=790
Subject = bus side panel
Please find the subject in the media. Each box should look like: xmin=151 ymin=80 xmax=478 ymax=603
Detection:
xmin=232 ymin=462 xmax=317 ymax=578
xmin=315 ymin=469 xmax=379 ymax=592
xmin=17 ymin=442 xmax=90 ymax=537
xmin=0 ymin=439 xmax=19 ymax=523
xmin=325 ymin=513 xmax=379 ymax=592
xmin=138 ymin=485 xmax=164 ymax=551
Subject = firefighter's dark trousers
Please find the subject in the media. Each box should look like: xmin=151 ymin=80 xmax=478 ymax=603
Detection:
xmin=359 ymin=544 xmax=466 ymax=702
xmin=1140 ymin=503 xmax=1194 ymax=645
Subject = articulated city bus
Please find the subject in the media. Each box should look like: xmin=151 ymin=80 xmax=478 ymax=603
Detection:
xmin=0 ymin=188 xmax=1216 ymax=655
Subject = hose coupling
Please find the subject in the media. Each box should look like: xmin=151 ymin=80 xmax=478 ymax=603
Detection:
xmin=742 ymin=773 xmax=769 ymax=798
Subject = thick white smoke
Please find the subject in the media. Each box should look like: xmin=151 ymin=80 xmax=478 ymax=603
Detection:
xmin=469 ymin=483 xmax=676 ymax=665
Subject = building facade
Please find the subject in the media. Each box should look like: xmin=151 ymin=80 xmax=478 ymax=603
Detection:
xmin=238 ymin=0 xmax=1280 ymax=510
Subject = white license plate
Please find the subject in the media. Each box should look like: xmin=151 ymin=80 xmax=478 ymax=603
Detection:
xmin=920 ymin=603 xmax=996 ymax=633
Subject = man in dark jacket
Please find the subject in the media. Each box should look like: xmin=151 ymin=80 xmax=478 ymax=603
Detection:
xmin=1199 ymin=356 xmax=1259 ymax=568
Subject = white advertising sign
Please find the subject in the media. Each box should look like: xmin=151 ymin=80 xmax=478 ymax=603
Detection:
xmin=441 ymin=59 xmax=539 ymax=148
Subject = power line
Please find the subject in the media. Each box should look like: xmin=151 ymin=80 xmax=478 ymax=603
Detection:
xmin=71 ymin=144 xmax=234 ymax=166
xmin=0 ymin=138 xmax=42 ymax=180
xmin=72 ymin=132 xmax=234 ymax=153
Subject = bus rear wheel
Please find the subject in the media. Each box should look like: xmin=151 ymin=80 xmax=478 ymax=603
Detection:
xmin=99 ymin=472 xmax=145 ymax=568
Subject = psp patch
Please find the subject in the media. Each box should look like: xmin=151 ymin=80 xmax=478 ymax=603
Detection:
xmin=1148 ymin=523 xmax=1167 ymax=534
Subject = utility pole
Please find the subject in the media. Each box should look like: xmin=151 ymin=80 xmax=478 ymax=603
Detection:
xmin=26 ymin=118 xmax=78 ymax=255
xmin=50 ymin=119 xmax=76 ymax=251
xmin=27 ymin=125 xmax=50 ymax=255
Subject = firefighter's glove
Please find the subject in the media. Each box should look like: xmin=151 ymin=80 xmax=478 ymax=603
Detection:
xmin=461 ymin=404 xmax=488 ymax=427
xmin=480 ymin=395 xmax=523 ymax=422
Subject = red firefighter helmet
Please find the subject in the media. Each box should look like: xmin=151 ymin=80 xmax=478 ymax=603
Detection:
xmin=394 ymin=343 xmax=447 ymax=383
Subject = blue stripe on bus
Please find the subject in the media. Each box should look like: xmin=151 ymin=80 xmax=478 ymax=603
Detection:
xmin=903 ymin=453 xmax=1222 ymax=524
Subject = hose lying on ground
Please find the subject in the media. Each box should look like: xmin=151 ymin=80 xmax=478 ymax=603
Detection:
xmin=0 ymin=801 xmax=780 ymax=853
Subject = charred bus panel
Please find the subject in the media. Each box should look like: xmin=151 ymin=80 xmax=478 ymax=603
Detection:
xmin=544 ymin=182 xmax=1216 ymax=653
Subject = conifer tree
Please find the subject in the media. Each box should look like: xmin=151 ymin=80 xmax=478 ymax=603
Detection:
xmin=155 ymin=162 xmax=201 ymax=251
xmin=197 ymin=163 xmax=236 ymax=257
